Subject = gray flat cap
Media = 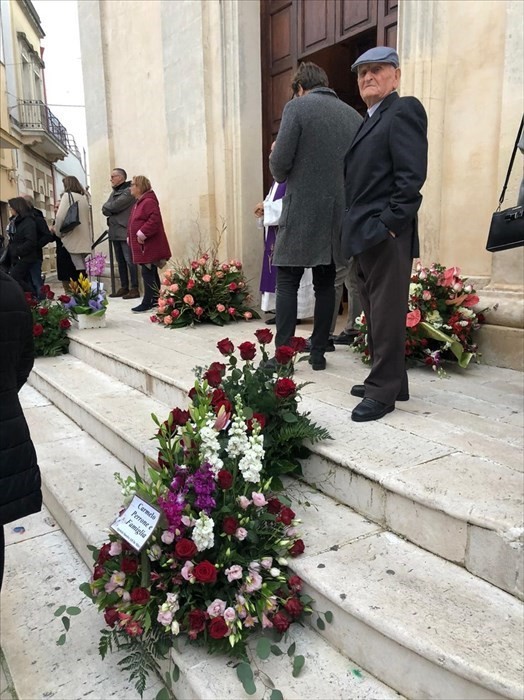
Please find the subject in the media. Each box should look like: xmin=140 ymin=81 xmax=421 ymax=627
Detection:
xmin=351 ymin=46 xmax=399 ymax=72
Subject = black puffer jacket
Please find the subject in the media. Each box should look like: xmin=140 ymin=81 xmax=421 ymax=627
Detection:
xmin=0 ymin=270 xmax=42 ymax=525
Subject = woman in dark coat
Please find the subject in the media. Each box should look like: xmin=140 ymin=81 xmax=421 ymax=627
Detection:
xmin=7 ymin=197 xmax=39 ymax=294
xmin=128 ymin=175 xmax=171 ymax=313
xmin=0 ymin=266 xmax=42 ymax=589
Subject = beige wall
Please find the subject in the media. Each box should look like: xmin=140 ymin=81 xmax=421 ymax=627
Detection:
xmin=79 ymin=0 xmax=263 ymax=289
xmin=399 ymin=0 xmax=524 ymax=286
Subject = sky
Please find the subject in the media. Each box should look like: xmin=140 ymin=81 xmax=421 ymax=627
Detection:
xmin=33 ymin=0 xmax=88 ymax=164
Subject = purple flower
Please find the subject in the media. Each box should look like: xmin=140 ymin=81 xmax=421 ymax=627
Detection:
xmin=64 ymin=297 xmax=77 ymax=309
xmin=88 ymin=299 xmax=102 ymax=311
xmin=85 ymin=252 xmax=107 ymax=278
xmin=186 ymin=463 xmax=216 ymax=515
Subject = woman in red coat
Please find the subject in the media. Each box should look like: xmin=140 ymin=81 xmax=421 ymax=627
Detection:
xmin=128 ymin=175 xmax=171 ymax=312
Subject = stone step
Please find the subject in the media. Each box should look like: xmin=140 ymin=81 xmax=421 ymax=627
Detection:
xmin=20 ymin=385 xmax=524 ymax=700
xmin=14 ymin=387 xmax=402 ymax=700
xmin=51 ymin=321 xmax=524 ymax=599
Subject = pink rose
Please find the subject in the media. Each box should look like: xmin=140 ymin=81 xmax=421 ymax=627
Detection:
xmin=169 ymin=284 xmax=179 ymax=292
xmin=406 ymin=309 xmax=422 ymax=328
xmin=223 ymin=607 xmax=236 ymax=622
xmin=161 ymin=530 xmax=175 ymax=544
xmin=183 ymin=294 xmax=194 ymax=306
xmin=195 ymin=306 xmax=204 ymax=316
xmin=251 ymin=492 xmax=267 ymax=507
xmin=207 ymin=599 xmax=226 ymax=618
xmin=216 ymin=271 xmax=224 ymax=279
xmin=238 ymin=496 xmax=251 ymax=510
xmin=243 ymin=311 xmax=253 ymax=320
xmin=181 ymin=560 xmax=195 ymax=582
xmin=202 ymin=274 xmax=211 ymax=283
xmin=164 ymin=316 xmax=173 ymax=325
xmin=216 ymin=303 xmax=225 ymax=312
xmin=227 ymin=307 xmax=236 ymax=315
xmin=235 ymin=527 xmax=248 ymax=541
xmin=422 ymin=290 xmax=431 ymax=301
xmin=171 ymin=309 xmax=180 ymax=318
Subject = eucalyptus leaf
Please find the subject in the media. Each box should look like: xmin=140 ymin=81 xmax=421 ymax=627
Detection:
xmin=270 ymin=645 xmax=284 ymax=656
xmin=155 ymin=689 xmax=170 ymax=700
xmin=292 ymin=655 xmax=305 ymax=678
xmin=324 ymin=610 xmax=334 ymax=623
xmin=256 ymin=637 xmax=271 ymax=660
xmin=316 ymin=617 xmax=326 ymax=630
xmin=236 ymin=662 xmax=256 ymax=695
xmin=270 ymin=690 xmax=284 ymax=700
xmin=54 ymin=605 xmax=66 ymax=617
xmin=287 ymin=642 xmax=296 ymax=657
xmin=66 ymin=606 xmax=81 ymax=616
xmin=61 ymin=616 xmax=70 ymax=631
xmin=56 ymin=633 xmax=66 ymax=646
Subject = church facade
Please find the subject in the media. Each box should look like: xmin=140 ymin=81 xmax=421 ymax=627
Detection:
xmin=78 ymin=0 xmax=523 ymax=368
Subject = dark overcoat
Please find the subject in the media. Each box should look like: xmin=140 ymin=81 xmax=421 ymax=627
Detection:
xmin=270 ymin=87 xmax=362 ymax=267
xmin=342 ymin=92 xmax=428 ymax=258
xmin=0 ymin=270 xmax=42 ymax=525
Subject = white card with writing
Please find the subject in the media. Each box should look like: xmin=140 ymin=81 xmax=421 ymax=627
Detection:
xmin=111 ymin=495 xmax=161 ymax=551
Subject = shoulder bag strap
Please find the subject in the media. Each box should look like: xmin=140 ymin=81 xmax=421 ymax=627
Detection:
xmin=498 ymin=115 xmax=524 ymax=210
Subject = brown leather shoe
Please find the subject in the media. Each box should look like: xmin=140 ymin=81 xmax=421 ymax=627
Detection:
xmin=122 ymin=288 xmax=140 ymax=299
xmin=109 ymin=287 xmax=128 ymax=298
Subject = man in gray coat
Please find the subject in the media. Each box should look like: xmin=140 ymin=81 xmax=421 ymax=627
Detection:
xmin=102 ymin=168 xmax=139 ymax=299
xmin=269 ymin=62 xmax=362 ymax=369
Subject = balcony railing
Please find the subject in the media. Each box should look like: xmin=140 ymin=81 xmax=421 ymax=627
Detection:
xmin=11 ymin=99 xmax=68 ymax=152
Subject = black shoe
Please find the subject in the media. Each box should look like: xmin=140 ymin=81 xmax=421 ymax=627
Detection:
xmin=132 ymin=302 xmax=155 ymax=313
xmin=265 ymin=316 xmax=276 ymax=325
xmin=351 ymin=398 xmax=394 ymax=422
xmin=350 ymin=384 xmax=410 ymax=401
xmin=333 ymin=330 xmax=359 ymax=345
xmin=304 ymin=337 xmax=335 ymax=353
xmin=308 ymin=354 xmax=326 ymax=371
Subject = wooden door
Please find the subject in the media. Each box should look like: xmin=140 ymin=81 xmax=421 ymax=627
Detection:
xmin=260 ymin=0 xmax=397 ymax=190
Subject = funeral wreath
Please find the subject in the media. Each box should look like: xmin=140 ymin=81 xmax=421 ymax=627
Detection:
xmin=56 ymin=331 xmax=332 ymax=698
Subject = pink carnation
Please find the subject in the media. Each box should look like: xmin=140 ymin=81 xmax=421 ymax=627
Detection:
xmin=183 ymin=294 xmax=194 ymax=306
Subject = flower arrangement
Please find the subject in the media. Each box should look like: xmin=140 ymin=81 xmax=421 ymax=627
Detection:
xmin=26 ymin=286 xmax=71 ymax=357
xmin=61 ymin=271 xmax=108 ymax=318
xmin=151 ymin=250 xmax=260 ymax=327
xmin=352 ymin=263 xmax=486 ymax=375
xmin=60 ymin=331 xmax=331 ymax=698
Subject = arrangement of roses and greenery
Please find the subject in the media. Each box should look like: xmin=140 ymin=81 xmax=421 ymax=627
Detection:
xmin=59 ymin=255 xmax=108 ymax=319
xmin=58 ymin=330 xmax=332 ymax=699
xmin=352 ymin=263 xmax=486 ymax=376
xmin=151 ymin=249 xmax=260 ymax=328
xmin=26 ymin=286 xmax=71 ymax=357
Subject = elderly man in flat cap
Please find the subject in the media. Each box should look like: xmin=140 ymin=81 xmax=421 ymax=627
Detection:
xmin=342 ymin=46 xmax=428 ymax=422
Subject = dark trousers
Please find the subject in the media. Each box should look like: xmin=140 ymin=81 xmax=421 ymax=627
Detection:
xmin=113 ymin=240 xmax=138 ymax=289
xmin=10 ymin=261 xmax=33 ymax=294
xmin=28 ymin=260 xmax=44 ymax=299
xmin=141 ymin=264 xmax=160 ymax=306
xmin=275 ymin=263 xmax=336 ymax=355
xmin=355 ymin=233 xmax=412 ymax=405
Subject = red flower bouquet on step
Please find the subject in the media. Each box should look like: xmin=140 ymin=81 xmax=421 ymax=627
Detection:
xmin=69 ymin=332 xmax=331 ymax=698
xmin=26 ymin=288 xmax=71 ymax=357
xmin=352 ymin=263 xmax=487 ymax=376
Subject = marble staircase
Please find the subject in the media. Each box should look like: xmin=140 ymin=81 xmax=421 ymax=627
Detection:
xmin=2 ymin=300 xmax=523 ymax=700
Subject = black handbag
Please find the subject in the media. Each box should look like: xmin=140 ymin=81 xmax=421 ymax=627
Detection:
xmin=60 ymin=192 xmax=81 ymax=234
xmin=486 ymin=116 xmax=524 ymax=252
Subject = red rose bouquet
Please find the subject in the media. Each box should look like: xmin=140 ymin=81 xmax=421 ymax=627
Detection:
xmin=26 ymin=287 xmax=71 ymax=357
xmin=352 ymin=262 xmax=487 ymax=376
xmin=152 ymin=247 xmax=259 ymax=328
xmin=67 ymin=332 xmax=331 ymax=697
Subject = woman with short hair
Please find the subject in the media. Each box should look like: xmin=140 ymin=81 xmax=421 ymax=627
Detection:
xmin=128 ymin=176 xmax=171 ymax=312
xmin=54 ymin=175 xmax=92 ymax=277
